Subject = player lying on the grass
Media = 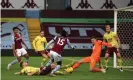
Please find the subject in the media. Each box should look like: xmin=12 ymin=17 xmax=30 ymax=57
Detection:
xmin=65 ymin=37 xmax=115 ymax=73
xmin=15 ymin=61 xmax=74 ymax=76
xmin=32 ymin=31 xmax=50 ymax=66
xmin=103 ymin=25 xmax=123 ymax=71
xmin=7 ymin=27 xmax=29 ymax=70
xmin=45 ymin=30 xmax=74 ymax=76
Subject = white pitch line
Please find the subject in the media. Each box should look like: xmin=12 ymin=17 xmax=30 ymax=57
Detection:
xmin=63 ymin=57 xmax=133 ymax=72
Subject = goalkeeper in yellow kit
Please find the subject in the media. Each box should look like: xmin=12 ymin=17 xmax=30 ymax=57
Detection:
xmin=32 ymin=31 xmax=49 ymax=65
xmin=103 ymin=25 xmax=123 ymax=72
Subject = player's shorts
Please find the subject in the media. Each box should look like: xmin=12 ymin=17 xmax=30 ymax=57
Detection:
xmin=50 ymin=50 xmax=62 ymax=62
xmin=106 ymin=47 xmax=120 ymax=54
xmin=40 ymin=65 xmax=52 ymax=75
xmin=16 ymin=48 xmax=27 ymax=57
xmin=37 ymin=50 xmax=49 ymax=55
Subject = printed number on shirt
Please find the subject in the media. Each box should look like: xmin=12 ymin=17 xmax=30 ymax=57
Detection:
xmin=57 ymin=38 xmax=65 ymax=45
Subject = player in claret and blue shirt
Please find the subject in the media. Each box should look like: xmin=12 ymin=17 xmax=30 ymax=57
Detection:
xmin=45 ymin=30 xmax=74 ymax=76
xmin=7 ymin=27 xmax=29 ymax=70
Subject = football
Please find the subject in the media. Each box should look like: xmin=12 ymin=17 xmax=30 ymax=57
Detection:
xmin=65 ymin=67 xmax=73 ymax=73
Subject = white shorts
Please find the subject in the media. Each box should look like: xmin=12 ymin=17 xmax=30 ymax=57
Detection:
xmin=50 ymin=50 xmax=62 ymax=62
xmin=16 ymin=48 xmax=27 ymax=57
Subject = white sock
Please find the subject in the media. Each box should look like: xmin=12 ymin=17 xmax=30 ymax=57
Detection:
xmin=51 ymin=65 xmax=61 ymax=74
xmin=9 ymin=59 xmax=18 ymax=66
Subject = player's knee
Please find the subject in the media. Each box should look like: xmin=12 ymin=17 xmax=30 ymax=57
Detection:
xmin=89 ymin=68 xmax=93 ymax=72
xmin=26 ymin=55 xmax=29 ymax=58
xmin=51 ymin=64 xmax=56 ymax=69
xmin=105 ymin=56 xmax=108 ymax=59
xmin=17 ymin=57 xmax=22 ymax=62
xmin=25 ymin=54 xmax=29 ymax=59
xmin=105 ymin=54 xmax=109 ymax=59
xmin=117 ymin=53 xmax=121 ymax=58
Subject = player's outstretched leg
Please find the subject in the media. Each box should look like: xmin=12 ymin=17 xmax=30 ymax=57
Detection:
xmin=72 ymin=61 xmax=82 ymax=69
xmin=65 ymin=59 xmax=85 ymax=73
xmin=104 ymin=53 xmax=109 ymax=70
xmin=7 ymin=59 xmax=18 ymax=70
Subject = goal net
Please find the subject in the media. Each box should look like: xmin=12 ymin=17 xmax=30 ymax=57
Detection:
xmin=114 ymin=6 xmax=133 ymax=68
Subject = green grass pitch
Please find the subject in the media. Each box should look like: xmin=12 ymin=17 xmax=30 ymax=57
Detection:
xmin=1 ymin=57 xmax=133 ymax=80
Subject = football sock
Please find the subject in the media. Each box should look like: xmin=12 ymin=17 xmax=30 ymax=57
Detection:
xmin=117 ymin=57 xmax=122 ymax=68
xmin=51 ymin=65 xmax=61 ymax=74
xmin=105 ymin=58 xmax=109 ymax=67
xmin=10 ymin=59 xmax=18 ymax=65
xmin=72 ymin=62 xmax=80 ymax=69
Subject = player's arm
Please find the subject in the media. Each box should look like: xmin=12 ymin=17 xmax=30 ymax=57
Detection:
xmin=15 ymin=72 xmax=22 ymax=75
xmin=32 ymin=36 xmax=38 ymax=51
xmin=12 ymin=35 xmax=16 ymax=56
xmin=44 ymin=37 xmax=52 ymax=48
xmin=27 ymin=72 xmax=36 ymax=76
xmin=103 ymin=35 xmax=107 ymax=42
xmin=101 ymin=41 xmax=112 ymax=47
xmin=45 ymin=36 xmax=57 ymax=49
xmin=21 ymin=38 xmax=28 ymax=49
xmin=12 ymin=43 xmax=16 ymax=56
xmin=67 ymin=39 xmax=74 ymax=49
xmin=15 ymin=69 xmax=25 ymax=75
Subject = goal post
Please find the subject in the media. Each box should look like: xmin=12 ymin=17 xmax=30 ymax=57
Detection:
xmin=114 ymin=6 xmax=133 ymax=68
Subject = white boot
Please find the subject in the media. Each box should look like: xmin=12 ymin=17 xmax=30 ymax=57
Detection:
xmin=7 ymin=64 xmax=11 ymax=70
xmin=101 ymin=69 xmax=106 ymax=73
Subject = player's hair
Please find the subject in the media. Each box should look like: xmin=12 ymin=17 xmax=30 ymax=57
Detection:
xmin=60 ymin=30 xmax=68 ymax=37
xmin=12 ymin=27 xmax=19 ymax=31
xmin=20 ymin=61 xmax=24 ymax=67
xmin=105 ymin=25 xmax=110 ymax=28
xmin=90 ymin=36 xmax=97 ymax=40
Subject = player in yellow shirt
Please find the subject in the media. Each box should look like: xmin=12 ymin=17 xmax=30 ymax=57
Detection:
xmin=32 ymin=31 xmax=49 ymax=65
xmin=103 ymin=25 xmax=123 ymax=71
xmin=15 ymin=61 xmax=75 ymax=76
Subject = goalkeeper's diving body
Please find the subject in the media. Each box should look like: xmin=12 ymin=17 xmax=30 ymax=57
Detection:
xmin=65 ymin=37 xmax=113 ymax=73
xmin=103 ymin=25 xmax=123 ymax=72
